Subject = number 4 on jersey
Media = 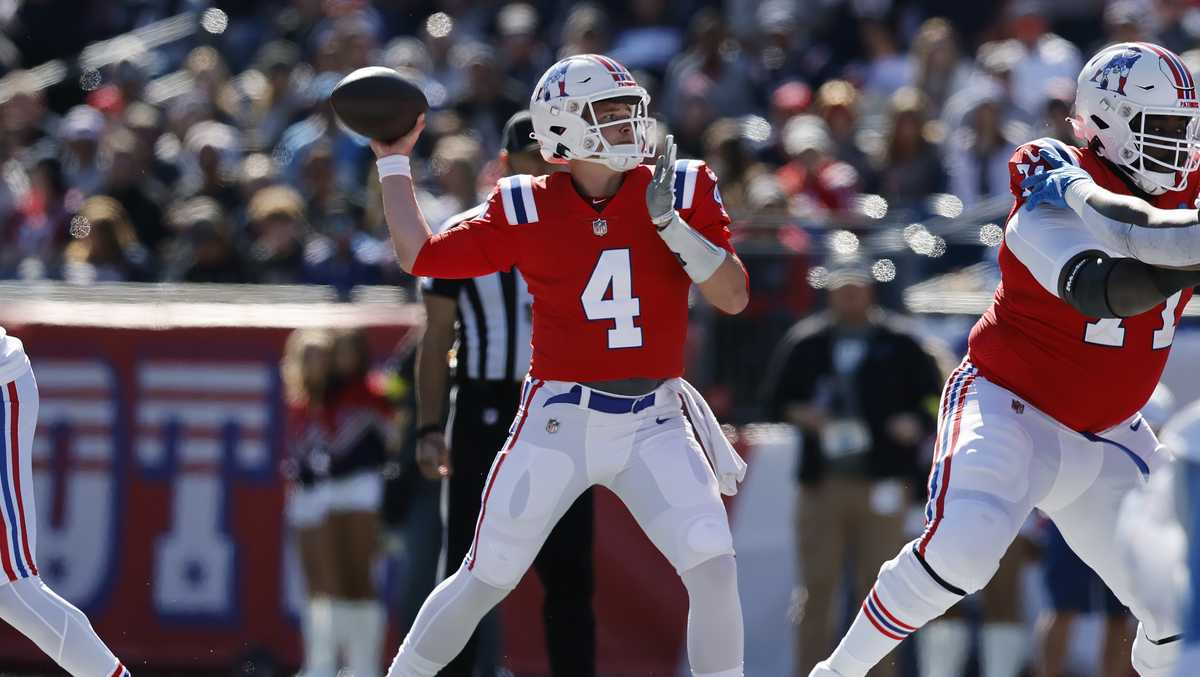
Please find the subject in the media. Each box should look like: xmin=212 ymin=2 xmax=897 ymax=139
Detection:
xmin=582 ymin=249 xmax=643 ymax=349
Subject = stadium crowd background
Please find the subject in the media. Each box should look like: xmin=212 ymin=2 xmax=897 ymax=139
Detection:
xmin=2 ymin=0 xmax=1200 ymax=675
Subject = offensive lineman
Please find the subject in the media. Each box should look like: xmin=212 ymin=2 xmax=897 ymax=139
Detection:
xmin=812 ymin=42 xmax=1200 ymax=677
xmin=375 ymin=55 xmax=750 ymax=677
xmin=0 ymin=327 xmax=131 ymax=677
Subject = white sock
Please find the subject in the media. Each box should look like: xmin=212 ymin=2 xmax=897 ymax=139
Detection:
xmin=980 ymin=622 xmax=1027 ymax=677
xmin=304 ymin=597 xmax=337 ymax=677
xmin=345 ymin=600 xmax=385 ymax=677
xmin=825 ymin=546 xmax=962 ymax=677
xmin=917 ymin=619 xmax=969 ymax=677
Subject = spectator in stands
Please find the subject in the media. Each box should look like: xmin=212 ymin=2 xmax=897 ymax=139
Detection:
xmin=99 ymin=127 xmax=168 ymax=253
xmin=812 ymin=80 xmax=871 ymax=182
xmin=776 ymin=115 xmax=860 ymax=222
xmin=1005 ymin=0 xmax=1082 ymax=119
xmin=945 ymin=84 xmax=1020 ymax=207
xmin=448 ymin=42 xmax=524 ymax=156
xmin=122 ymin=102 xmax=179 ymax=188
xmin=663 ymin=9 xmax=755 ymax=129
xmin=244 ymin=40 xmax=307 ymax=152
xmin=762 ymin=259 xmax=943 ymax=677
xmin=162 ymin=197 xmax=248 ymax=283
xmin=0 ymin=71 xmax=52 ymax=153
xmin=1041 ymin=80 xmax=1078 ymax=147
xmin=179 ymin=120 xmax=242 ymax=213
xmin=1151 ymin=0 xmax=1200 ymax=58
xmin=60 ymin=105 xmax=106 ymax=196
xmin=558 ymin=3 xmax=611 ymax=58
xmin=425 ymin=134 xmax=484 ymax=228
xmin=245 ymin=184 xmax=307 ymax=284
xmin=61 ymin=195 xmax=149 ymax=284
xmin=702 ymin=118 xmax=768 ymax=219
xmin=868 ymin=88 xmax=947 ymax=216
xmin=909 ymin=18 xmax=976 ymax=119
xmin=496 ymin=2 xmax=552 ymax=88
xmin=859 ymin=18 xmax=910 ymax=99
xmin=2 ymin=154 xmax=73 ymax=280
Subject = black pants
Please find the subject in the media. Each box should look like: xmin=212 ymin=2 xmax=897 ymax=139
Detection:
xmin=440 ymin=380 xmax=596 ymax=677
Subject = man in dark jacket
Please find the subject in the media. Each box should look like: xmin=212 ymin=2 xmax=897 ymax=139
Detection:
xmin=763 ymin=261 xmax=944 ymax=677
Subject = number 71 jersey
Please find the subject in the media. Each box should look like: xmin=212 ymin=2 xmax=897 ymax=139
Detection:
xmin=968 ymin=138 xmax=1198 ymax=433
xmin=411 ymin=160 xmax=736 ymax=382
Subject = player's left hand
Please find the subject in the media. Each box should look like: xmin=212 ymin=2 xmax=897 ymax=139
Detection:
xmin=647 ymin=133 xmax=677 ymax=227
xmin=1022 ymin=148 xmax=1092 ymax=211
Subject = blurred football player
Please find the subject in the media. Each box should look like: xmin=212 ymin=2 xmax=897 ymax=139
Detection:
xmin=0 ymin=327 xmax=131 ymax=677
xmin=374 ymin=54 xmax=750 ymax=677
xmin=811 ymin=42 xmax=1200 ymax=677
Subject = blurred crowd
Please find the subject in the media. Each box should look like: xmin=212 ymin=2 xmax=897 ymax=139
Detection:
xmin=1 ymin=0 xmax=1199 ymax=303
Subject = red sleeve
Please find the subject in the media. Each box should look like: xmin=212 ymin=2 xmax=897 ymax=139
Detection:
xmin=411 ymin=188 xmax=519 ymax=278
xmin=680 ymin=162 xmax=736 ymax=255
xmin=1007 ymin=138 xmax=1081 ymax=210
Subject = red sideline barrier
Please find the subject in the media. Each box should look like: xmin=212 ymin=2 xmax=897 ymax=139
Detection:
xmin=0 ymin=308 xmax=729 ymax=675
xmin=0 ymin=319 xmax=415 ymax=672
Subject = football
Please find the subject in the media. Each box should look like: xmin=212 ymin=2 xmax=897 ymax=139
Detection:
xmin=329 ymin=66 xmax=428 ymax=143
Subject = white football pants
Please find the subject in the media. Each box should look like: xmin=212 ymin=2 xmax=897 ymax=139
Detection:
xmin=387 ymin=378 xmax=744 ymax=677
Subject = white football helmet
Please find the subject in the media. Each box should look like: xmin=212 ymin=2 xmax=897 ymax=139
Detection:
xmin=1073 ymin=42 xmax=1200 ymax=194
xmin=529 ymin=55 xmax=656 ymax=172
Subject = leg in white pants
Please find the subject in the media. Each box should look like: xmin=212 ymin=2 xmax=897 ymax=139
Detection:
xmin=1 ymin=371 xmax=128 ymax=677
xmin=1046 ymin=422 xmax=1180 ymax=676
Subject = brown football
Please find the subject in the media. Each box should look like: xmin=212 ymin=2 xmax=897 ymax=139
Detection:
xmin=329 ymin=66 xmax=428 ymax=143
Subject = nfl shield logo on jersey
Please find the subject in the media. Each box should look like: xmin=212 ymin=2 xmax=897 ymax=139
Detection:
xmin=592 ymin=218 xmax=608 ymax=237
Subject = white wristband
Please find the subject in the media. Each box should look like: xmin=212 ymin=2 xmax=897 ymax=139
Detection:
xmin=656 ymin=212 xmax=727 ymax=283
xmin=376 ymin=155 xmax=411 ymax=180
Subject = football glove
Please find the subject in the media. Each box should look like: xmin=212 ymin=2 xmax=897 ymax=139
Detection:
xmin=1021 ymin=147 xmax=1093 ymax=211
xmin=646 ymin=133 xmax=677 ymax=226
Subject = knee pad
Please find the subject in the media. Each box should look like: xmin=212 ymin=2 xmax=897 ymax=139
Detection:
xmin=468 ymin=442 xmax=576 ymax=589
xmin=673 ymin=512 xmax=734 ymax=575
xmin=920 ymin=497 xmax=1016 ymax=593
xmin=1132 ymin=624 xmax=1181 ymax=677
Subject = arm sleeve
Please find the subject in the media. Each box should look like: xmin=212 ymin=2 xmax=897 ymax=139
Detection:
xmin=410 ymin=188 xmax=519 ymax=279
xmin=678 ymin=162 xmax=736 ymax=255
xmin=1004 ymin=139 xmax=1111 ymax=297
xmin=1063 ymin=180 xmax=1200 ymax=268
xmin=1005 ymin=206 xmax=1110 ymax=298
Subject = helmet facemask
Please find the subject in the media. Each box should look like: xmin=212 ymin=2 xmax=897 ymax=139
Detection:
xmin=1125 ymin=109 xmax=1200 ymax=193
xmin=575 ymin=95 xmax=657 ymax=171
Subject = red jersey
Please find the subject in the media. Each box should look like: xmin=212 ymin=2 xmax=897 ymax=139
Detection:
xmin=412 ymin=160 xmax=736 ymax=382
xmin=968 ymin=137 xmax=1198 ymax=433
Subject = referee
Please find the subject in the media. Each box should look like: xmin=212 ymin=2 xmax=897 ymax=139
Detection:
xmin=415 ymin=110 xmax=596 ymax=677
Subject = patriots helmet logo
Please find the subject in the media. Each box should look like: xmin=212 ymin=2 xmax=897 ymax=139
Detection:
xmin=1090 ymin=47 xmax=1142 ymax=95
xmin=535 ymin=60 xmax=572 ymax=102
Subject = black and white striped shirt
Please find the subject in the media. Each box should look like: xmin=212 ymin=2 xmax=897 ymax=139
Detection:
xmin=421 ymin=203 xmax=534 ymax=383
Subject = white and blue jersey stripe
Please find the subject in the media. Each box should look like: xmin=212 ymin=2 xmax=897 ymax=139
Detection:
xmin=498 ymin=175 xmax=539 ymax=225
xmin=673 ymin=159 xmax=704 ymax=210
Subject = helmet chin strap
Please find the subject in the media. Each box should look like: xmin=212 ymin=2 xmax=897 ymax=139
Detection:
xmin=1125 ymin=165 xmax=1171 ymax=195
xmin=579 ymin=146 xmax=643 ymax=172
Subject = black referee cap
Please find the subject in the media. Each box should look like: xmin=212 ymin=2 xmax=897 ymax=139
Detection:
xmin=501 ymin=110 xmax=539 ymax=154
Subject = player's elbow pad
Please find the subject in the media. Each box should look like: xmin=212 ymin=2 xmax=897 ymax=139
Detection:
xmin=1058 ymin=250 xmax=1120 ymax=318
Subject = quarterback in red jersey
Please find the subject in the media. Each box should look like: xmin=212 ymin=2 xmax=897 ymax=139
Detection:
xmin=374 ymin=54 xmax=749 ymax=677
xmin=812 ymin=43 xmax=1200 ymax=677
